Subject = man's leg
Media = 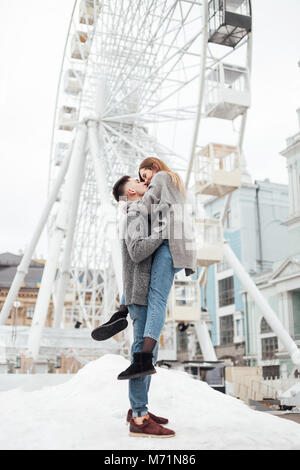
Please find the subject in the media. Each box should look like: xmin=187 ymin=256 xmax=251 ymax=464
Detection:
xmin=127 ymin=304 xmax=150 ymax=418
xmin=91 ymin=293 xmax=128 ymax=341
xmin=124 ymin=305 xmax=175 ymax=437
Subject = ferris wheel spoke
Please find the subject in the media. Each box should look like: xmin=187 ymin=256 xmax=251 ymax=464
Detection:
xmin=96 ymin=125 xmax=120 ymax=181
xmin=101 ymin=0 xmax=146 ymax=89
xmin=177 ymin=0 xmax=191 ymax=84
xmin=138 ymin=14 xmax=202 ymax=109
xmin=102 ymin=100 xmax=200 ymax=125
xmin=103 ymin=0 xmax=157 ymax=101
xmin=102 ymin=122 xmax=156 ymax=158
xmin=112 ymin=5 xmax=201 ymax=116
xmin=154 ymin=1 xmax=199 ymax=44
xmin=144 ymin=70 xmax=200 ymax=116
xmin=138 ymin=128 xmax=187 ymax=165
xmin=103 ymin=120 xmax=186 ymax=172
xmin=104 ymin=0 xmax=180 ymax=114
xmin=102 ymin=0 xmax=130 ymax=86
xmin=101 ymin=125 xmax=133 ymax=175
xmin=110 ymin=26 xmax=203 ymax=120
xmin=101 ymin=126 xmax=143 ymax=183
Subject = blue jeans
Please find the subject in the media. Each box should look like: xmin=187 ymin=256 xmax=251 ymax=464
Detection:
xmin=128 ymin=240 xmax=181 ymax=417
xmin=128 ymin=304 xmax=159 ymax=417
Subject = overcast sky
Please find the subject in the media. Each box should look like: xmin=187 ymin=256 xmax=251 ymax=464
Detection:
xmin=0 ymin=0 xmax=299 ymax=258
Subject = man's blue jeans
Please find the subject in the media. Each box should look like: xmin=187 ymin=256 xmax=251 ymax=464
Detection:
xmin=128 ymin=240 xmax=181 ymax=417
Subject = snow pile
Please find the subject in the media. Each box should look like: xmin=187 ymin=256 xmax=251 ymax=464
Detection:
xmin=0 ymin=354 xmax=300 ymax=450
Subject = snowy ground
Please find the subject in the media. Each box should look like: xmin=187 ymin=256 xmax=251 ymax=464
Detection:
xmin=1 ymin=354 xmax=300 ymax=450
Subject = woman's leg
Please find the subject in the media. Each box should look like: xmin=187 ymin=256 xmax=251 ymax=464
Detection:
xmin=142 ymin=241 xmax=181 ymax=352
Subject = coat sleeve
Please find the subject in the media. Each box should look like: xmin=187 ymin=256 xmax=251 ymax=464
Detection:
xmin=124 ymin=210 xmax=165 ymax=263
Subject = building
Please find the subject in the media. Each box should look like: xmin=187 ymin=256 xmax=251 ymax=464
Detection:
xmin=0 ymin=252 xmax=53 ymax=327
xmin=243 ymin=107 xmax=300 ymax=378
xmin=204 ymin=177 xmax=290 ymax=366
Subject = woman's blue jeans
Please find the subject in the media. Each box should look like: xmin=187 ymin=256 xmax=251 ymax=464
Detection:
xmin=127 ymin=240 xmax=181 ymax=417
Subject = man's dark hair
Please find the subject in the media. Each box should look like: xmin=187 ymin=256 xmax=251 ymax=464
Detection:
xmin=112 ymin=175 xmax=131 ymax=202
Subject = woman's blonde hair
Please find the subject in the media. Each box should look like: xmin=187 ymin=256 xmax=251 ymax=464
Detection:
xmin=139 ymin=157 xmax=186 ymax=199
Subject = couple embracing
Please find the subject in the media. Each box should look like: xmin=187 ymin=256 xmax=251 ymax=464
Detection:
xmin=92 ymin=157 xmax=196 ymax=438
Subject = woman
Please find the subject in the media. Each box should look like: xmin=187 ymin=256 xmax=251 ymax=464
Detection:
xmin=116 ymin=157 xmax=197 ymax=380
xmin=138 ymin=157 xmax=195 ymax=275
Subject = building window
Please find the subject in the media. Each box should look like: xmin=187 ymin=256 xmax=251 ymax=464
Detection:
xmin=218 ymin=276 xmax=234 ymax=307
xmin=260 ymin=317 xmax=272 ymax=334
xmin=26 ymin=306 xmax=35 ymax=319
xmin=262 ymin=365 xmax=280 ymax=379
xmin=220 ymin=314 xmax=234 ymax=345
xmin=261 ymin=336 xmax=278 ymax=360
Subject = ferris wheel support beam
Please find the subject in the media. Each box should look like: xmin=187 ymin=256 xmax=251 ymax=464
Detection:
xmin=194 ymin=321 xmax=217 ymax=361
xmin=185 ymin=0 xmax=208 ymax=189
xmin=223 ymin=242 xmax=300 ymax=367
xmin=27 ymin=122 xmax=88 ymax=361
xmin=238 ymin=32 xmax=253 ymax=177
xmin=87 ymin=119 xmax=123 ymax=297
xmin=0 ymin=145 xmax=73 ymax=326
xmin=52 ymin=150 xmax=87 ymax=328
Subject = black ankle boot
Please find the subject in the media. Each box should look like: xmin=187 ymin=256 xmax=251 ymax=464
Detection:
xmin=117 ymin=352 xmax=156 ymax=380
xmin=91 ymin=306 xmax=128 ymax=341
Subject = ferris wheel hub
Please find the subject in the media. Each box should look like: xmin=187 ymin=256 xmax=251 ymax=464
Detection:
xmin=85 ymin=116 xmax=99 ymax=126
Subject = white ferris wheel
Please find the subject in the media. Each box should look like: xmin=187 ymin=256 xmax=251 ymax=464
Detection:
xmin=1 ymin=0 xmax=300 ymax=369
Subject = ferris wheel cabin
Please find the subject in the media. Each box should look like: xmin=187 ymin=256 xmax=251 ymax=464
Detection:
xmin=167 ymin=280 xmax=201 ymax=323
xmin=79 ymin=0 xmax=102 ymax=26
xmin=58 ymin=106 xmax=78 ymax=131
xmin=195 ymin=218 xmax=224 ymax=267
xmin=195 ymin=142 xmax=241 ymax=196
xmin=208 ymin=0 xmax=252 ymax=48
xmin=205 ymin=62 xmax=250 ymax=120
xmin=71 ymin=32 xmax=90 ymax=60
xmin=64 ymin=70 xmax=83 ymax=95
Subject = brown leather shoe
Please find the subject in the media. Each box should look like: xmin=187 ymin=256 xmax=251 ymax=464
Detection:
xmin=129 ymin=415 xmax=175 ymax=438
xmin=126 ymin=409 xmax=168 ymax=425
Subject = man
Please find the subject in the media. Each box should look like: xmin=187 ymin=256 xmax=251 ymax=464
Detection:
xmin=93 ymin=175 xmax=175 ymax=438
